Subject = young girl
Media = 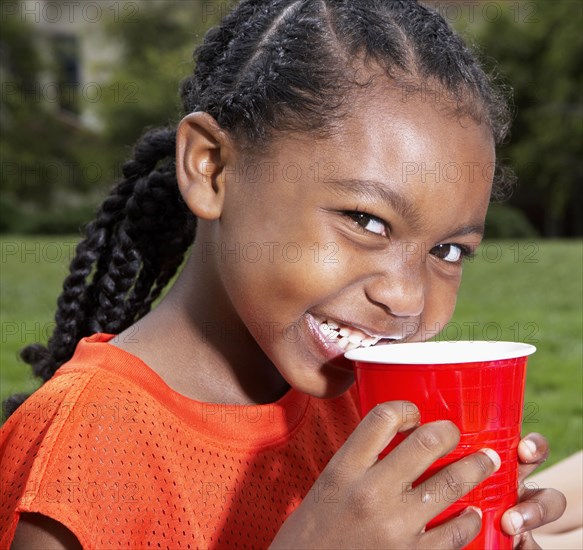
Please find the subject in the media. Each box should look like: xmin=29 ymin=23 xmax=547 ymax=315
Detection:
xmin=0 ymin=0 xmax=567 ymax=548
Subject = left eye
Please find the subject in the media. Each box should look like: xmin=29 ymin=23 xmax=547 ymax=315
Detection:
xmin=346 ymin=212 xmax=387 ymax=236
xmin=431 ymin=244 xmax=464 ymax=263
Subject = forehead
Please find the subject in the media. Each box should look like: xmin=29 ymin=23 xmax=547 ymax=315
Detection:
xmin=260 ymin=84 xmax=495 ymax=194
xmin=341 ymin=83 xmax=494 ymax=172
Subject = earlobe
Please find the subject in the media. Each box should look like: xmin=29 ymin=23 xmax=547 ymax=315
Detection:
xmin=176 ymin=112 xmax=234 ymax=220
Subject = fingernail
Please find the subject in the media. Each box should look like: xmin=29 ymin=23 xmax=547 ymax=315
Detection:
xmin=480 ymin=448 xmax=501 ymax=471
xmin=464 ymin=506 xmax=483 ymax=519
xmin=522 ymin=439 xmax=537 ymax=460
xmin=509 ymin=511 xmax=524 ymax=533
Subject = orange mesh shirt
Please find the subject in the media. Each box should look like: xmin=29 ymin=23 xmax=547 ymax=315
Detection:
xmin=1 ymin=333 xmax=361 ymax=548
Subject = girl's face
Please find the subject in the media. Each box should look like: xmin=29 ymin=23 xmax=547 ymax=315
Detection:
xmin=197 ymin=90 xmax=494 ymax=399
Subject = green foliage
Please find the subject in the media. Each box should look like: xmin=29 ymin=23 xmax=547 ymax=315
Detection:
xmin=1 ymin=1 xmax=223 ymax=233
xmin=485 ymin=203 xmax=539 ymax=239
xmin=94 ymin=1 xmax=223 ymax=161
xmin=0 ymin=8 xmax=116 ymax=233
xmin=471 ymin=0 xmax=583 ymax=236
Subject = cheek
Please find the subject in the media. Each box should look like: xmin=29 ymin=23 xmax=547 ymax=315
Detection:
xmin=217 ymin=241 xmax=340 ymax=323
xmin=217 ymin=204 xmax=351 ymax=321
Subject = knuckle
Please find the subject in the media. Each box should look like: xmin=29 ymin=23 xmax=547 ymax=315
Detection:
xmin=414 ymin=429 xmax=441 ymax=454
xmin=369 ymin=403 xmax=401 ymax=429
xmin=321 ymin=457 xmax=351 ymax=488
xmin=413 ymin=425 xmax=445 ymax=454
xmin=472 ymin=453 xmax=493 ymax=477
xmin=532 ymin=496 xmax=549 ymax=523
xmin=447 ymin=522 xmax=468 ymax=549
xmin=347 ymin=483 xmax=378 ymax=519
xmin=442 ymin=468 xmax=463 ymax=496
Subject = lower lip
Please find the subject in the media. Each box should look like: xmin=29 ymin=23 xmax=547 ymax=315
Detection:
xmin=305 ymin=313 xmax=348 ymax=363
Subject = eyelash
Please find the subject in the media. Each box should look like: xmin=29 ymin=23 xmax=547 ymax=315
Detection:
xmin=343 ymin=209 xmax=389 ymax=237
xmin=430 ymin=243 xmax=476 ymax=264
xmin=342 ymin=210 xmax=476 ymax=263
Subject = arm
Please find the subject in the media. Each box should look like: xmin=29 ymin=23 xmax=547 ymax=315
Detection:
xmin=11 ymin=513 xmax=82 ymax=550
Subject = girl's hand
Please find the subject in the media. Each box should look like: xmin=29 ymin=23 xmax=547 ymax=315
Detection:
xmin=500 ymin=433 xmax=567 ymax=549
xmin=271 ymin=401 xmax=499 ymax=549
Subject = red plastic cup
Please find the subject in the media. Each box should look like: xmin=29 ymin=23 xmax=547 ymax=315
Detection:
xmin=345 ymin=341 xmax=536 ymax=550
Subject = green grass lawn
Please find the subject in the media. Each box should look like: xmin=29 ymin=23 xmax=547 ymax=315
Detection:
xmin=1 ymin=236 xmax=582 ymax=466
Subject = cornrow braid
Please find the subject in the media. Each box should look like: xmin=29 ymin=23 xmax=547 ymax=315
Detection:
xmin=181 ymin=0 xmax=510 ymax=151
xmin=6 ymin=0 xmax=513 ymax=417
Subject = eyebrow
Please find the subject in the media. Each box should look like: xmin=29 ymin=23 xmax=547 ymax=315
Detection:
xmin=322 ymin=177 xmax=418 ymax=220
xmin=445 ymin=223 xmax=486 ymax=239
xmin=323 ymin=177 xmax=485 ymax=238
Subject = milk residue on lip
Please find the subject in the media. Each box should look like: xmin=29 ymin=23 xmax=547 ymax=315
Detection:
xmin=344 ymin=341 xmax=537 ymax=364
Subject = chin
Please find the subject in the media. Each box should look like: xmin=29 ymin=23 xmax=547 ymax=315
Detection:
xmin=292 ymin=359 xmax=356 ymax=400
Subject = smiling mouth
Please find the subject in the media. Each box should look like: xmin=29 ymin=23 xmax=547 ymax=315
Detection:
xmin=311 ymin=314 xmax=402 ymax=352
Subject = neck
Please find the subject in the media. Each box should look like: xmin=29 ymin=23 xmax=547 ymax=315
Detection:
xmin=115 ymin=233 xmax=290 ymax=405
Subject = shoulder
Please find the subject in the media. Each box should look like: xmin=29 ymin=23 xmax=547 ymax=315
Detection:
xmin=0 ymin=352 xmax=168 ymax=549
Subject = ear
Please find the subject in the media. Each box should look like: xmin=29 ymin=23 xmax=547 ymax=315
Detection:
xmin=176 ymin=112 xmax=235 ymax=219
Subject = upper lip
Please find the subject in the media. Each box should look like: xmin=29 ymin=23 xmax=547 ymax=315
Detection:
xmin=310 ymin=312 xmax=404 ymax=341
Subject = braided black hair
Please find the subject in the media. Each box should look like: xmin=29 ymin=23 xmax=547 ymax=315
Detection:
xmin=4 ymin=0 xmax=512 ymax=417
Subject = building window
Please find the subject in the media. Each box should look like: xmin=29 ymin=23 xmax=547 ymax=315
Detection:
xmin=51 ymin=33 xmax=80 ymax=114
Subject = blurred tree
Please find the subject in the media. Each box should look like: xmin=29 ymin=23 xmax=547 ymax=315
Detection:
xmin=0 ymin=12 xmax=106 ymax=232
xmin=3 ymin=0 xmax=579 ymax=236
xmin=474 ymin=0 xmax=582 ymax=237
xmin=95 ymin=0 xmax=223 ymax=167
xmin=0 ymin=0 xmax=224 ymax=233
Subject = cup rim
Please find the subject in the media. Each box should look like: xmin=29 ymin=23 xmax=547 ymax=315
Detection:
xmin=345 ymin=340 xmax=537 ymax=364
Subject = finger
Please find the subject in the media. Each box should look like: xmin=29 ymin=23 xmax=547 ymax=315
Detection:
xmin=375 ymin=420 xmax=460 ymax=485
xmin=501 ymin=488 xmax=567 ymax=537
xmin=406 ymin=448 xmax=501 ymax=526
xmin=328 ymin=401 xmax=421 ymax=474
xmin=517 ymin=433 xmax=549 ymax=482
xmin=419 ymin=506 xmax=483 ymax=550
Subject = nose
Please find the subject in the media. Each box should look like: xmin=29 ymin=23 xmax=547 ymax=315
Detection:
xmin=364 ymin=258 xmax=425 ymax=318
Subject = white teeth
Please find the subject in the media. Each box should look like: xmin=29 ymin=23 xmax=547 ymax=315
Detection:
xmin=337 ymin=336 xmax=350 ymax=348
xmin=344 ymin=341 xmax=361 ymax=352
xmin=315 ymin=316 xmax=387 ymax=350
xmin=362 ymin=337 xmax=378 ymax=347
xmin=320 ymin=323 xmax=335 ymax=335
